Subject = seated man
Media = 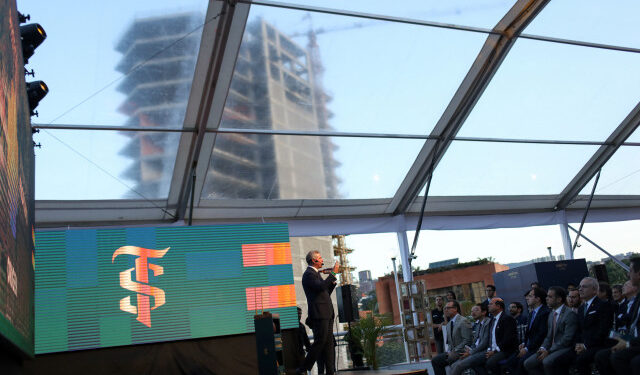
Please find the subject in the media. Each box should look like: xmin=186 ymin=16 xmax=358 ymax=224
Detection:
xmin=595 ymin=257 xmax=640 ymax=375
xmin=450 ymin=303 xmax=491 ymax=375
xmin=564 ymin=277 xmax=613 ymax=375
xmin=515 ymin=287 xmax=550 ymax=375
xmin=524 ymin=286 xmax=578 ymax=375
xmin=431 ymin=300 xmax=472 ymax=375
xmin=471 ymin=297 xmax=518 ymax=375
xmin=567 ymin=289 xmax=582 ymax=314
xmin=614 ymin=280 xmax=638 ymax=331
xmin=510 ymin=301 xmax=527 ymax=327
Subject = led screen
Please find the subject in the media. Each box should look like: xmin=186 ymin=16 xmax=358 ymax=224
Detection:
xmin=0 ymin=0 xmax=36 ymax=357
xmin=35 ymin=223 xmax=297 ymax=354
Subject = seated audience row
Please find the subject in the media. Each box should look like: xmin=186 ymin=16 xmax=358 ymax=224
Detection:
xmin=430 ymin=257 xmax=640 ymax=375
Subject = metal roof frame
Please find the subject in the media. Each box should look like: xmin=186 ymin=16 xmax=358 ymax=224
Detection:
xmin=32 ymin=0 xmax=640 ymax=233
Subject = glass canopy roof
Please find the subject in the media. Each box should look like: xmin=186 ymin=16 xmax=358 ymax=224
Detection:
xmin=28 ymin=0 xmax=640 ymax=227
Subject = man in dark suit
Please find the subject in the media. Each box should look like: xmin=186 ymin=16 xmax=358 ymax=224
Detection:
xmin=594 ymin=257 xmax=640 ymax=375
xmin=297 ymin=250 xmax=340 ymax=375
xmin=472 ymin=297 xmax=518 ymax=375
xmin=524 ymin=286 xmax=578 ymax=375
xmin=569 ymin=277 xmax=614 ymax=375
xmin=515 ymin=287 xmax=550 ymax=375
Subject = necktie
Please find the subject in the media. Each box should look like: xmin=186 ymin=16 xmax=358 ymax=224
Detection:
xmin=584 ymin=302 xmax=589 ymax=316
xmin=529 ymin=309 xmax=537 ymax=329
xmin=551 ymin=311 xmax=558 ymax=344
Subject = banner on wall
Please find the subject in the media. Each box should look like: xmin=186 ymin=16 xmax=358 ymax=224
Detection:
xmin=35 ymin=223 xmax=297 ymax=354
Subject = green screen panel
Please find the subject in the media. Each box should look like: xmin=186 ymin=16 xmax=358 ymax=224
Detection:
xmin=35 ymin=223 xmax=296 ymax=354
xmin=0 ymin=0 xmax=36 ymax=357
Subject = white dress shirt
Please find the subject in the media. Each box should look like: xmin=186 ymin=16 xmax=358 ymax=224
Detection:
xmin=490 ymin=311 xmax=502 ymax=352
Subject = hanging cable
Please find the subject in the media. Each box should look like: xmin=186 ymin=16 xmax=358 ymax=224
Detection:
xmin=409 ymin=138 xmax=443 ymax=268
xmin=571 ymin=169 xmax=601 ymax=255
xmin=42 ymin=130 xmax=177 ymax=219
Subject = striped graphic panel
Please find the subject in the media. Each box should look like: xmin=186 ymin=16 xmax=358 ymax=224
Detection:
xmin=242 ymin=242 xmax=292 ymax=267
xmin=245 ymin=284 xmax=297 ymax=311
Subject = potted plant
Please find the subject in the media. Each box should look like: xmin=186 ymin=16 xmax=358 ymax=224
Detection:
xmin=350 ymin=313 xmax=391 ymax=369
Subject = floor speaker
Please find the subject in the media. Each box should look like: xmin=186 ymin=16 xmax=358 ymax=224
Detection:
xmin=336 ymin=284 xmax=359 ymax=323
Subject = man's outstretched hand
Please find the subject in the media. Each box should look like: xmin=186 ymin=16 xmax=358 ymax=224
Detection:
xmin=333 ymin=262 xmax=340 ymax=273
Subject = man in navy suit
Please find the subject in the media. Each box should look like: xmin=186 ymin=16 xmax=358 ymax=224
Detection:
xmin=472 ymin=297 xmax=518 ymax=374
xmin=297 ymin=250 xmax=340 ymax=375
xmin=515 ymin=287 xmax=550 ymax=375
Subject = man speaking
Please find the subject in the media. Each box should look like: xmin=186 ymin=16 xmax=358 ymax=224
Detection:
xmin=296 ymin=250 xmax=340 ymax=375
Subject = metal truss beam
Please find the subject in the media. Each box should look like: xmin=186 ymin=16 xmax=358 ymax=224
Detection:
xmin=166 ymin=1 xmax=251 ymax=221
xmin=555 ymin=101 xmax=640 ymax=210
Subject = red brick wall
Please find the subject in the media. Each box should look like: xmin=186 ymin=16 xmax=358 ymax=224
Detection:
xmin=376 ymin=263 xmax=509 ymax=324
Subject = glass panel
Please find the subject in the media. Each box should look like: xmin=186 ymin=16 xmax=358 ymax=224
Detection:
xmin=428 ymin=142 xmax=598 ymax=196
xmin=220 ymin=5 xmax=487 ymax=135
xmin=25 ymin=0 xmax=208 ymax=127
xmin=201 ymin=134 xmax=424 ymax=200
xmin=35 ymin=129 xmax=179 ymax=200
xmin=457 ymin=38 xmax=640 ymax=141
xmin=275 ymin=0 xmax=516 ymax=29
xmin=525 ymin=0 xmax=640 ymax=49
xmin=338 ymin=233 xmax=400 ymax=279
xmin=577 ymin=145 xmax=640 ymax=196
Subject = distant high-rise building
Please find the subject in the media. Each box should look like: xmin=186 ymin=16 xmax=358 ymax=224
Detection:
xmin=359 ymin=270 xmax=371 ymax=283
xmin=116 ymin=12 xmax=202 ymax=198
xmin=358 ymin=270 xmax=375 ymax=295
xmin=203 ymin=19 xmax=340 ymax=200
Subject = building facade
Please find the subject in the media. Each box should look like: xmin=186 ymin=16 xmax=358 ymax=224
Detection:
xmin=376 ymin=262 xmax=509 ymax=324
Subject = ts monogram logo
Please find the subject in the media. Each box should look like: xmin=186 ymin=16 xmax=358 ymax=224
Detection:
xmin=112 ymin=246 xmax=169 ymax=327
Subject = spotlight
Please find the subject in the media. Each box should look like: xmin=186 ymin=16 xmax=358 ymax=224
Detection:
xmin=26 ymin=81 xmax=48 ymax=116
xmin=20 ymin=23 xmax=46 ymax=63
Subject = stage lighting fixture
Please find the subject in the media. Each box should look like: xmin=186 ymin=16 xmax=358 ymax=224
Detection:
xmin=20 ymin=23 xmax=46 ymax=63
xmin=26 ymin=81 xmax=48 ymax=116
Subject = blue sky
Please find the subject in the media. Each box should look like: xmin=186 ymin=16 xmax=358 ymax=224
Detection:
xmin=21 ymin=0 xmax=640 ymax=273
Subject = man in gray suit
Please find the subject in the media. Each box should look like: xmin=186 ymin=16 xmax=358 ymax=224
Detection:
xmin=524 ymin=286 xmax=578 ymax=375
xmin=431 ymin=300 xmax=473 ymax=375
xmin=450 ymin=303 xmax=491 ymax=375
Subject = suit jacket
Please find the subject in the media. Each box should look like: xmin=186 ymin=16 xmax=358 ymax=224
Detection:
xmin=470 ymin=317 xmax=491 ymax=355
xmin=541 ymin=305 xmax=578 ymax=353
xmin=615 ymin=298 xmax=630 ymax=329
xmin=302 ymin=267 xmax=337 ymax=320
xmin=447 ymin=314 xmax=473 ymax=354
xmin=489 ymin=312 xmax=518 ymax=354
xmin=625 ymin=293 xmax=640 ymax=347
xmin=523 ymin=305 xmax=550 ymax=352
xmin=576 ymin=297 xmax=613 ymax=348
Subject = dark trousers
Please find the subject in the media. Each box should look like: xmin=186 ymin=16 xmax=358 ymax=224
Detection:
xmin=432 ymin=352 xmax=460 ymax=375
xmin=485 ymin=351 xmax=512 ymax=374
xmin=611 ymin=346 xmax=640 ymax=375
xmin=515 ymin=350 xmax=536 ymax=375
xmin=303 ymin=319 xmax=335 ymax=373
xmin=574 ymin=346 xmax=603 ymax=375
xmin=595 ymin=347 xmax=615 ymax=375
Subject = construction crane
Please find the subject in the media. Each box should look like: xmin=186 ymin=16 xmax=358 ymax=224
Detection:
xmin=332 ymin=235 xmax=356 ymax=285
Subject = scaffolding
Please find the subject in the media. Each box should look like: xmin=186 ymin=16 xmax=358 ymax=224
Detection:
xmin=332 ymin=235 xmax=356 ymax=285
